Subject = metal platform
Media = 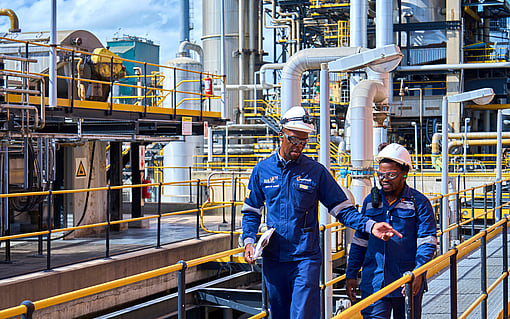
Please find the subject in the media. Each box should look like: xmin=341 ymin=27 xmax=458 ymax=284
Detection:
xmin=423 ymin=229 xmax=510 ymax=318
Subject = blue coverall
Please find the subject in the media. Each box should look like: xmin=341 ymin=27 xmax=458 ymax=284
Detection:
xmin=345 ymin=184 xmax=437 ymax=319
xmin=242 ymin=152 xmax=375 ymax=319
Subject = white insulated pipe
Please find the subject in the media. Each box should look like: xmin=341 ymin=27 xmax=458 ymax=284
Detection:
xmin=280 ymin=47 xmax=364 ymax=114
xmin=49 ymin=0 xmax=57 ymax=108
xmin=375 ymin=0 xmax=392 ymax=48
xmin=441 ymin=96 xmax=449 ymax=253
xmin=350 ymin=0 xmax=367 ymax=48
xmin=223 ymin=63 xmax=285 ymax=91
xmin=350 ymin=80 xmax=387 ymax=168
xmin=178 ymin=41 xmax=204 ymax=63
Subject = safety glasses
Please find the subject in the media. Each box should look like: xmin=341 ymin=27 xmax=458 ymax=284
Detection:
xmin=376 ymin=170 xmax=404 ymax=181
xmin=281 ymin=131 xmax=308 ymax=146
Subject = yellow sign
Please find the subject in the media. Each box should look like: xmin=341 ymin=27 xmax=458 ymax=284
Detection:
xmin=76 ymin=161 xmax=86 ymax=177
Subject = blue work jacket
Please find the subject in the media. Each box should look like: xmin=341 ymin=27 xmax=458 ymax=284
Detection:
xmin=345 ymin=184 xmax=437 ymax=297
xmin=241 ymin=152 xmax=373 ymax=262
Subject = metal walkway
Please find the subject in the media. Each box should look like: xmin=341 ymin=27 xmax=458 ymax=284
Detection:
xmin=423 ymin=229 xmax=510 ymax=318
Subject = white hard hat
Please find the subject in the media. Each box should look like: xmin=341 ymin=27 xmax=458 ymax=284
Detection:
xmin=375 ymin=143 xmax=413 ymax=170
xmin=280 ymin=106 xmax=315 ymax=133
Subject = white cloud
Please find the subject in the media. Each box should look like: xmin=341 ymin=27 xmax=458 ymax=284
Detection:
xmin=0 ymin=0 xmax=203 ymax=64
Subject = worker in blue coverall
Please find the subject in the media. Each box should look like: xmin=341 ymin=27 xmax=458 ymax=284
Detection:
xmin=242 ymin=106 xmax=403 ymax=319
xmin=345 ymin=143 xmax=437 ymax=319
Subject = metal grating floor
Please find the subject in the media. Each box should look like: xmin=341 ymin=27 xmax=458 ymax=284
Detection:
xmin=423 ymin=229 xmax=510 ymax=319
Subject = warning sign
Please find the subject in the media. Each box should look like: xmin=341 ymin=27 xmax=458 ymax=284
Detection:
xmin=75 ymin=158 xmax=87 ymax=179
xmin=182 ymin=117 xmax=192 ymax=136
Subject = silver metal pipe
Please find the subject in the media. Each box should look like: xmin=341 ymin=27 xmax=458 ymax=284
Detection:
xmin=239 ymin=0 xmax=245 ymax=123
xmin=49 ymin=0 xmax=57 ymax=109
xmin=496 ymin=110 xmax=502 ymax=220
xmin=441 ymin=96 xmax=449 ymax=254
xmin=180 ymin=0 xmax=190 ymax=42
xmin=319 ymin=63 xmax=332 ymax=319
xmin=220 ymin=0 xmax=227 ymax=119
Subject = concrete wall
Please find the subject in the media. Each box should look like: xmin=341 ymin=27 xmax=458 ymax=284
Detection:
xmin=0 ymin=233 xmax=239 ymax=318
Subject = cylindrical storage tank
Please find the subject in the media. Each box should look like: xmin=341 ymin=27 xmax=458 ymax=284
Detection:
xmin=162 ymin=135 xmax=204 ymax=203
xmin=162 ymin=56 xmax=203 ymax=110
xmin=202 ymin=0 xmax=260 ymax=121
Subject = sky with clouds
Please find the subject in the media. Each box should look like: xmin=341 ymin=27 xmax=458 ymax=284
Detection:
xmin=0 ymin=0 xmax=203 ymax=64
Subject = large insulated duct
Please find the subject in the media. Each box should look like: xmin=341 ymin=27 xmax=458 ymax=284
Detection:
xmin=350 ymin=80 xmax=387 ymax=168
xmin=281 ymin=47 xmax=364 ymax=114
xmin=0 ymin=8 xmax=20 ymax=32
xmin=178 ymin=40 xmax=204 ymax=63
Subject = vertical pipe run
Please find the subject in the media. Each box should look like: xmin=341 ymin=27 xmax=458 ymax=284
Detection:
xmin=196 ymin=179 xmax=200 ymax=240
xmin=441 ymin=96 xmax=449 ymax=254
xmin=503 ymin=218 xmax=508 ymax=319
xmin=46 ymin=191 xmax=53 ymax=271
xmin=220 ymin=0 xmax=227 ymax=119
xmin=450 ymin=247 xmax=458 ymax=319
xmin=471 ymin=188 xmax=475 ymax=236
xmin=404 ymin=271 xmax=414 ymax=319
xmin=49 ymin=0 xmax=57 ymax=109
xmin=106 ymin=186 xmax=110 ymax=258
xmin=238 ymin=0 xmax=245 ymax=124
xmin=180 ymin=0 xmax=190 ymax=42
xmin=496 ymin=110 xmax=502 ymax=220
xmin=157 ymin=182 xmax=162 ymax=248
xmin=177 ymin=260 xmax=187 ymax=319
xmin=319 ymin=63 xmax=332 ymax=319
xmin=481 ymin=232 xmax=487 ymax=319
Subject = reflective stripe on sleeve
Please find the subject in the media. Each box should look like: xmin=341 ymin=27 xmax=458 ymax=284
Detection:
xmin=242 ymin=203 xmax=262 ymax=215
xmin=352 ymin=236 xmax=368 ymax=247
xmin=330 ymin=200 xmax=355 ymax=217
xmin=417 ymin=235 xmax=437 ymax=247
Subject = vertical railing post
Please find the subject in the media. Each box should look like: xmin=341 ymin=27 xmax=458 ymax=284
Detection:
xmin=222 ymin=180 xmax=227 ymax=223
xmin=20 ymin=300 xmax=35 ymax=319
xmin=440 ymin=197 xmax=444 ymax=253
xmin=503 ymin=216 xmax=508 ymax=319
xmin=189 ymin=166 xmax=192 ymax=203
xmin=144 ymin=62 xmax=148 ymax=114
xmin=177 ymin=260 xmax=187 ymax=319
xmin=471 ymin=188 xmax=475 ymax=236
xmin=319 ymin=225 xmax=325 ymax=319
xmin=173 ymin=67 xmax=177 ymax=119
xmin=196 ymin=179 xmax=201 ymax=240
xmin=450 ymin=246 xmax=458 ymax=319
xmin=106 ymin=186 xmax=110 ymax=258
xmin=404 ymin=271 xmax=415 ymax=319
xmin=484 ymin=190 xmax=488 ymax=228
xmin=481 ymin=230 xmax=487 ymax=319
xmin=456 ymin=191 xmax=461 ymax=241
xmin=230 ymin=177 xmax=237 ymax=260
xmin=70 ymin=49 xmax=75 ymax=113
xmin=46 ymin=190 xmax=53 ymax=271
xmin=109 ymin=55 xmax=113 ymax=115
xmin=157 ymin=182 xmax=162 ymax=248
xmin=37 ymin=202 xmax=43 ymax=256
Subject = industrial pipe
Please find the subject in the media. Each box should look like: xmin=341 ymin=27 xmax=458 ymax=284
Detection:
xmin=178 ymin=41 xmax=203 ymax=64
xmin=398 ymin=61 xmax=510 ymax=72
xmin=431 ymin=132 xmax=510 ymax=170
xmin=239 ymin=0 xmax=245 ymax=123
xmin=223 ymin=63 xmax=285 ymax=91
xmin=0 ymin=8 xmax=20 ymax=33
xmin=280 ymin=47 xmax=365 ymax=114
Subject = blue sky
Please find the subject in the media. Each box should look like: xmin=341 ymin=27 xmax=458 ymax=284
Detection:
xmin=0 ymin=0 xmax=203 ymax=64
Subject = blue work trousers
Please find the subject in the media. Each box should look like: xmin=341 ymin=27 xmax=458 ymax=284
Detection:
xmin=360 ymin=281 xmax=425 ymax=319
xmin=263 ymin=257 xmax=321 ymax=319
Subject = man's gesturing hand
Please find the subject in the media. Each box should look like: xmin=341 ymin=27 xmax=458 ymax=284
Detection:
xmin=244 ymin=243 xmax=256 ymax=264
xmin=346 ymin=278 xmax=358 ymax=303
xmin=371 ymin=222 xmax=403 ymax=241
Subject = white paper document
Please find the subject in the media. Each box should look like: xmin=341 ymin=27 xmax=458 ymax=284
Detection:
xmin=253 ymin=228 xmax=275 ymax=259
